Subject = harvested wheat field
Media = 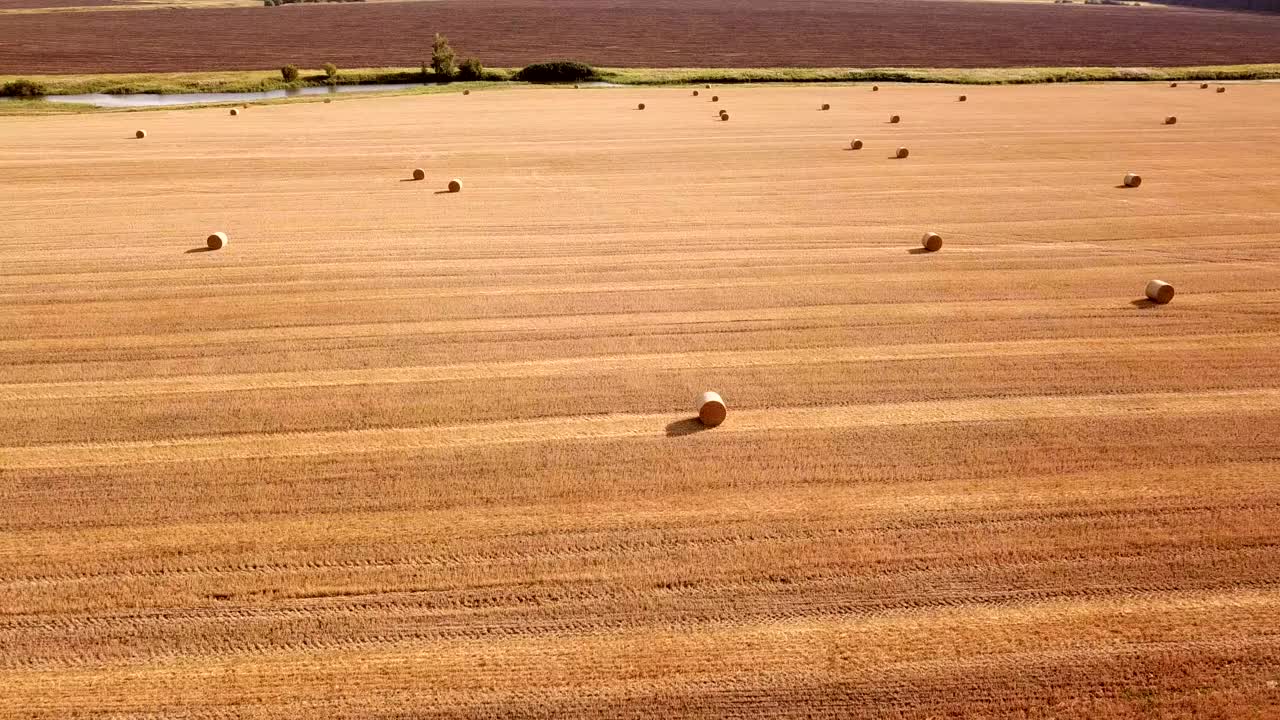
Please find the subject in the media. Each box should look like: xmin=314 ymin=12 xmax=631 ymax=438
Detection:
xmin=2 ymin=83 xmax=1280 ymax=718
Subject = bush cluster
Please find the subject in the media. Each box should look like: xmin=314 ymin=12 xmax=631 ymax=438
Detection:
xmin=513 ymin=61 xmax=597 ymax=83
xmin=263 ymin=0 xmax=364 ymax=6
xmin=0 ymin=79 xmax=47 ymax=97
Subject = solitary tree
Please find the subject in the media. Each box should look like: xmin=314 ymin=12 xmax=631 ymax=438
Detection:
xmin=322 ymin=62 xmax=338 ymax=79
xmin=431 ymin=33 xmax=457 ymax=80
xmin=281 ymin=64 xmax=300 ymax=82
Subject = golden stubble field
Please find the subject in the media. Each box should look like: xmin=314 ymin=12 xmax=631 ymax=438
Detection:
xmin=1 ymin=83 xmax=1279 ymax=718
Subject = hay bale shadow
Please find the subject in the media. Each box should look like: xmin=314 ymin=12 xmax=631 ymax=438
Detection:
xmin=665 ymin=417 xmax=710 ymax=437
xmin=1130 ymin=298 xmax=1158 ymax=309
xmin=907 ymin=247 xmax=932 ymax=254
xmin=184 ymin=246 xmax=217 ymax=254
xmin=434 ymin=190 xmax=459 ymax=195
xmin=1116 ymin=184 xmax=1136 ymax=189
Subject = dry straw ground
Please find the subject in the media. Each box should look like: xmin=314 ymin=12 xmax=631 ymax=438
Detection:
xmin=1 ymin=83 xmax=1279 ymax=717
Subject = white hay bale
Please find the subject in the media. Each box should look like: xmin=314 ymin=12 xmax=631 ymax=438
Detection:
xmin=638 ymin=103 xmax=646 ymax=110
xmin=1145 ymin=279 xmax=1174 ymax=304
xmin=135 ymin=130 xmax=147 ymax=139
xmin=229 ymin=108 xmax=239 ymax=116
xmin=889 ymin=114 xmax=900 ymax=123
xmin=412 ymin=168 xmax=425 ymax=181
xmin=958 ymin=95 xmax=967 ymax=102
xmin=448 ymin=178 xmax=462 ymax=193
xmin=698 ymin=391 xmax=727 ymax=427
xmin=1165 ymin=116 xmax=1177 ymax=125
xmin=1216 ymin=86 xmax=1226 ymax=93
xmin=1123 ymin=172 xmax=1142 ymax=188
xmin=896 ymin=147 xmax=909 ymax=158
xmin=206 ymin=232 xmax=228 ymax=250
xmin=921 ymin=232 xmax=942 ymax=252
xmin=850 ymin=138 xmax=863 ymax=150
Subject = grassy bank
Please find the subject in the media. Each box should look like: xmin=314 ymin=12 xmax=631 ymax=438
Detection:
xmin=600 ymin=64 xmax=1280 ymax=85
xmin=3 ymin=63 xmax=1280 ymax=98
xmin=0 ymin=68 xmax=516 ymax=96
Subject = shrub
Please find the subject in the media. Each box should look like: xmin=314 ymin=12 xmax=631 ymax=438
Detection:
xmin=431 ymin=33 xmax=457 ymax=80
xmin=458 ymin=57 xmax=483 ymax=81
xmin=281 ymin=64 xmax=300 ymax=82
xmin=323 ymin=62 xmax=338 ymax=79
xmin=0 ymin=79 xmax=47 ymax=97
xmin=513 ymin=61 xmax=597 ymax=83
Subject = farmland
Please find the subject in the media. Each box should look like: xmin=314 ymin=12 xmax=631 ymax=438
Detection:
xmin=2 ymin=83 xmax=1280 ymax=716
xmin=5 ymin=0 xmax=1280 ymax=73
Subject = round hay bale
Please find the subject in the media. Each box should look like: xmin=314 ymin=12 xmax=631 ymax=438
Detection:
xmin=889 ymin=114 xmax=900 ymax=123
xmin=693 ymin=90 xmax=699 ymax=96
xmin=448 ymin=178 xmax=462 ymax=193
xmin=135 ymin=130 xmax=147 ymax=139
xmin=712 ymin=95 xmax=720 ymax=102
xmin=921 ymin=232 xmax=942 ymax=252
xmin=705 ymin=84 xmax=712 ymax=89
xmin=463 ymin=89 xmax=471 ymax=95
xmin=1216 ymin=86 xmax=1226 ymax=93
xmin=896 ymin=147 xmax=910 ymax=159
xmin=1164 ymin=115 xmax=1177 ymax=125
xmin=698 ymin=391 xmax=727 ymax=427
xmin=1170 ymin=82 xmax=1178 ymax=88
xmin=242 ymin=104 xmax=249 ymax=109
xmin=1123 ymin=172 xmax=1142 ymax=188
xmin=958 ymin=95 xmax=967 ymax=102
xmin=638 ymin=103 xmax=646 ymax=110
xmin=850 ymin=138 xmax=863 ymax=150
xmin=720 ymin=112 xmax=730 ymax=121
xmin=872 ymin=85 xmax=880 ymax=92
xmin=822 ymin=103 xmax=831 ymax=111
xmin=1145 ymin=279 xmax=1174 ymax=304
xmin=230 ymin=108 xmax=239 ymax=116
xmin=412 ymin=168 xmax=425 ymax=181
xmin=324 ymin=98 xmax=332 ymax=103
xmin=573 ymin=84 xmax=580 ymax=89
xmin=1200 ymin=83 xmax=1209 ymax=89
xmin=206 ymin=232 xmax=228 ymax=250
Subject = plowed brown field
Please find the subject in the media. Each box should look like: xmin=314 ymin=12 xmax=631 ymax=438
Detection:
xmin=2 ymin=84 xmax=1280 ymax=717
xmin=6 ymin=0 xmax=1280 ymax=72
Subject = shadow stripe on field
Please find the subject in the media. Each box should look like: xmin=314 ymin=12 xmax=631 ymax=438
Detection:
xmin=3 ymin=388 xmax=1278 ymax=470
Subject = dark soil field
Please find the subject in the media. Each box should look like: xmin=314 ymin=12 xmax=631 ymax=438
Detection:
xmin=0 ymin=0 xmax=122 ymax=9
xmin=3 ymin=0 xmax=1280 ymax=73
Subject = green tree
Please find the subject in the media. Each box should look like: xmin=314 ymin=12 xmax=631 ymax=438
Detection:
xmin=281 ymin=64 xmax=300 ymax=82
xmin=431 ymin=33 xmax=457 ymax=80
xmin=322 ymin=62 xmax=338 ymax=79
